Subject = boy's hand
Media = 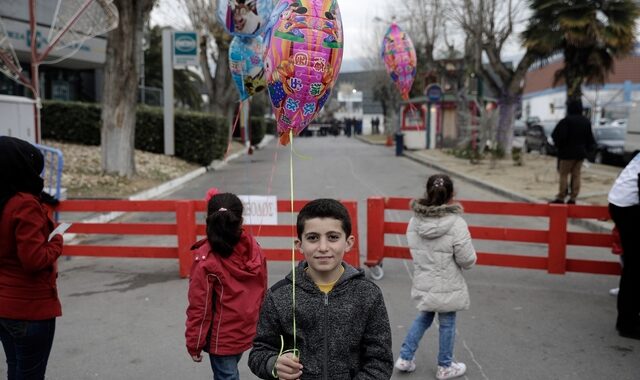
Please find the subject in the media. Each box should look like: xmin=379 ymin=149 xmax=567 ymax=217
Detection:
xmin=275 ymin=352 xmax=303 ymax=379
xmin=191 ymin=353 xmax=202 ymax=362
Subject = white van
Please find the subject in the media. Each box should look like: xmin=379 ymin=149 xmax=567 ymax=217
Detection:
xmin=624 ymin=103 xmax=640 ymax=163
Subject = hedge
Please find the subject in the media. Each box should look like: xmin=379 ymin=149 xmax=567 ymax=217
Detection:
xmin=41 ymin=101 xmax=234 ymax=166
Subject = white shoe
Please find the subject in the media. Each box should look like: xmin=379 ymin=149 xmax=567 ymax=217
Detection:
xmin=436 ymin=362 xmax=466 ymax=379
xmin=609 ymin=287 xmax=619 ymax=296
xmin=394 ymin=357 xmax=416 ymax=372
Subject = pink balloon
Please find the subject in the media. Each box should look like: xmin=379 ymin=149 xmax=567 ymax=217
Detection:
xmin=264 ymin=0 xmax=343 ymax=145
xmin=381 ymin=23 xmax=417 ymax=101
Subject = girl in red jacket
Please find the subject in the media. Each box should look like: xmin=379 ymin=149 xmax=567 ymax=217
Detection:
xmin=0 ymin=136 xmax=64 ymax=379
xmin=185 ymin=191 xmax=268 ymax=380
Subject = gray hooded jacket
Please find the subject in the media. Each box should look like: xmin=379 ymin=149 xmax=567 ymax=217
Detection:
xmin=248 ymin=261 xmax=393 ymax=380
xmin=407 ymin=200 xmax=477 ymax=312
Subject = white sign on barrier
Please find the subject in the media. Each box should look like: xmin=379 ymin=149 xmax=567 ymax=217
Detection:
xmin=239 ymin=195 xmax=278 ymax=225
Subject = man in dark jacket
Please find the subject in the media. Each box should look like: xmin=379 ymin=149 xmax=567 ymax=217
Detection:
xmin=550 ymin=100 xmax=596 ymax=204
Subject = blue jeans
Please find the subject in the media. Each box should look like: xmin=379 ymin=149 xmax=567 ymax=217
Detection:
xmin=399 ymin=311 xmax=456 ymax=367
xmin=209 ymin=353 xmax=242 ymax=380
xmin=0 ymin=318 xmax=56 ymax=380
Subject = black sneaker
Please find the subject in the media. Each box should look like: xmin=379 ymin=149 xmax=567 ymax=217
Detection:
xmin=550 ymin=199 xmax=564 ymax=204
xmin=566 ymin=199 xmax=576 ymax=204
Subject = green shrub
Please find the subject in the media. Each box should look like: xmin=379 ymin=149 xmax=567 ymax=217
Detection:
xmin=41 ymin=101 xmax=101 ymax=145
xmin=175 ymin=111 xmax=228 ymax=165
xmin=42 ymin=101 xmax=235 ymax=166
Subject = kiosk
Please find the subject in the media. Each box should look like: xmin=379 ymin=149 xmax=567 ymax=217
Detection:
xmin=400 ymin=104 xmax=428 ymax=149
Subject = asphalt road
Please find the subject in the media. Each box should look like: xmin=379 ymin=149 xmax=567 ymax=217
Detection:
xmin=4 ymin=135 xmax=638 ymax=379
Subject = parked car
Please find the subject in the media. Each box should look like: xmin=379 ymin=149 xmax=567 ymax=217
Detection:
xmin=524 ymin=121 xmax=557 ymax=155
xmin=610 ymin=118 xmax=627 ymax=128
xmin=513 ymin=119 xmax=526 ymax=136
xmin=525 ymin=116 xmax=541 ymax=127
xmin=590 ymin=126 xmax=625 ymax=165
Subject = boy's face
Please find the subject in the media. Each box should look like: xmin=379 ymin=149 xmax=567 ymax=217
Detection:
xmin=295 ymin=217 xmax=354 ymax=281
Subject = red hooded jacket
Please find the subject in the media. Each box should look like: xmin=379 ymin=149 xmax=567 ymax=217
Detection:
xmin=0 ymin=192 xmax=63 ymax=320
xmin=185 ymin=230 xmax=267 ymax=356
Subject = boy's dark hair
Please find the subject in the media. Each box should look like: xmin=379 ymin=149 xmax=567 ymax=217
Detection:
xmin=206 ymin=193 xmax=244 ymax=257
xmin=296 ymin=198 xmax=351 ymax=239
xmin=418 ymin=174 xmax=454 ymax=207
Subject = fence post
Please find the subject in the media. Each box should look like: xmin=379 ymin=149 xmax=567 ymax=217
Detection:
xmin=366 ymin=197 xmax=385 ymax=267
xmin=176 ymin=200 xmax=196 ymax=278
xmin=548 ymin=204 xmax=568 ymax=274
xmin=344 ymin=201 xmax=360 ymax=268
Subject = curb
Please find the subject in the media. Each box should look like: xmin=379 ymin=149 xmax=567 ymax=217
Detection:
xmin=356 ymin=136 xmax=612 ymax=233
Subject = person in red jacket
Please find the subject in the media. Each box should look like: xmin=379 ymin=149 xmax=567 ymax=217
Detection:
xmin=0 ymin=136 xmax=64 ymax=379
xmin=185 ymin=191 xmax=268 ymax=380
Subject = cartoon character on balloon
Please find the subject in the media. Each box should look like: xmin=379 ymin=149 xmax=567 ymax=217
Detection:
xmin=264 ymin=0 xmax=344 ymax=145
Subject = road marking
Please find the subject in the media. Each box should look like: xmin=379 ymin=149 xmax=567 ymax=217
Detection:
xmin=459 ymin=329 xmax=490 ymax=380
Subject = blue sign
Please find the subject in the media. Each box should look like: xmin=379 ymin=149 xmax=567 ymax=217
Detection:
xmin=173 ymin=32 xmax=198 ymax=68
xmin=425 ymin=84 xmax=443 ymax=103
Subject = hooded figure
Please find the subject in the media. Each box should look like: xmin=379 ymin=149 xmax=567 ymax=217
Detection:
xmin=185 ymin=191 xmax=268 ymax=375
xmin=0 ymin=136 xmax=45 ymax=213
xmin=0 ymin=136 xmax=64 ymax=379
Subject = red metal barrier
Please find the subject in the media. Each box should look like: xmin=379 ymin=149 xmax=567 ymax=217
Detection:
xmin=365 ymin=197 xmax=619 ymax=276
xmin=56 ymin=199 xmax=360 ymax=278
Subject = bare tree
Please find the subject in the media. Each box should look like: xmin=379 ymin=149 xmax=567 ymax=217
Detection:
xmin=403 ymin=0 xmax=442 ymax=72
xmin=101 ymin=0 xmax=156 ymax=177
xmin=450 ymin=0 xmax=535 ymax=155
xmin=181 ymin=0 xmax=235 ymax=121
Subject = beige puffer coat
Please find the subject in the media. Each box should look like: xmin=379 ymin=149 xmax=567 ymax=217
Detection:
xmin=406 ymin=200 xmax=477 ymax=312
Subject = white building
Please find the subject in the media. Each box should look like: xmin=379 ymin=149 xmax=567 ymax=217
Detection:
xmin=522 ymin=45 xmax=640 ymax=126
xmin=0 ymin=0 xmax=107 ymax=101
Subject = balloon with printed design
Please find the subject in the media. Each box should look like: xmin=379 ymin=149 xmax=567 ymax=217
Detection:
xmin=381 ymin=22 xmax=416 ymax=101
xmin=217 ymin=0 xmax=274 ymax=37
xmin=229 ymin=36 xmax=267 ymax=100
xmin=264 ymin=0 xmax=344 ymax=145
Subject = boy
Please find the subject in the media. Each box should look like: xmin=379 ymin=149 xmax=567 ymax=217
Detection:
xmin=248 ymin=199 xmax=393 ymax=379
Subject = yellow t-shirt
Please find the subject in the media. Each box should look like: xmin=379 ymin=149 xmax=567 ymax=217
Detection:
xmin=306 ymin=266 xmax=345 ymax=294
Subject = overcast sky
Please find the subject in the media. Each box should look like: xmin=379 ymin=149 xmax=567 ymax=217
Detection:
xmin=151 ymin=0 xmax=396 ymax=71
xmin=150 ymin=0 xmax=533 ymax=72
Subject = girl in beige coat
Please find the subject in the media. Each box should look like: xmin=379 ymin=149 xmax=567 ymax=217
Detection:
xmin=395 ymin=174 xmax=477 ymax=380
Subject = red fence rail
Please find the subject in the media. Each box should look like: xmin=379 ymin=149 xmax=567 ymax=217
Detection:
xmin=56 ymin=199 xmax=360 ymax=278
xmin=365 ymin=197 xmax=619 ymax=276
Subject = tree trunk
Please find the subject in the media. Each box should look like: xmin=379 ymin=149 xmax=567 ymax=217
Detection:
xmin=101 ymin=0 xmax=154 ymax=177
xmin=211 ymin=46 xmax=235 ymax=116
xmin=199 ymin=34 xmax=215 ymax=113
xmin=495 ymin=94 xmax=518 ymax=154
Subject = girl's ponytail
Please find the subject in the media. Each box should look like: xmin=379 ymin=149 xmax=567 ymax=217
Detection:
xmin=419 ymin=174 xmax=454 ymax=207
xmin=206 ymin=193 xmax=244 ymax=257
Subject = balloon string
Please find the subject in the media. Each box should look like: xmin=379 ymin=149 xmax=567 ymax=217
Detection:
xmin=242 ymin=99 xmax=254 ymax=236
xmin=254 ymin=147 xmax=279 ymax=238
xmin=289 ymin=129 xmax=297 ymax=354
xmin=291 ymin=141 xmax=312 ymax=161
xmin=216 ymin=102 xmax=242 ymax=193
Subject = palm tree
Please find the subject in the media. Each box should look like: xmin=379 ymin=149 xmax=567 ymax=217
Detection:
xmin=522 ymin=0 xmax=639 ymax=103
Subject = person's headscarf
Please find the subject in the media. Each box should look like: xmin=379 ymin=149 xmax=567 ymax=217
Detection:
xmin=0 ymin=136 xmax=45 ymax=216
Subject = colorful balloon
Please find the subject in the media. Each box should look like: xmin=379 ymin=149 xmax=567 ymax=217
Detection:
xmin=264 ymin=0 xmax=344 ymax=145
xmin=381 ymin=23 xmax=417 ymax=101
xmin=217 ymin=0 xmax=274 ymax=37
xmin=229 ymin=36 xmax=267 ymax=100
